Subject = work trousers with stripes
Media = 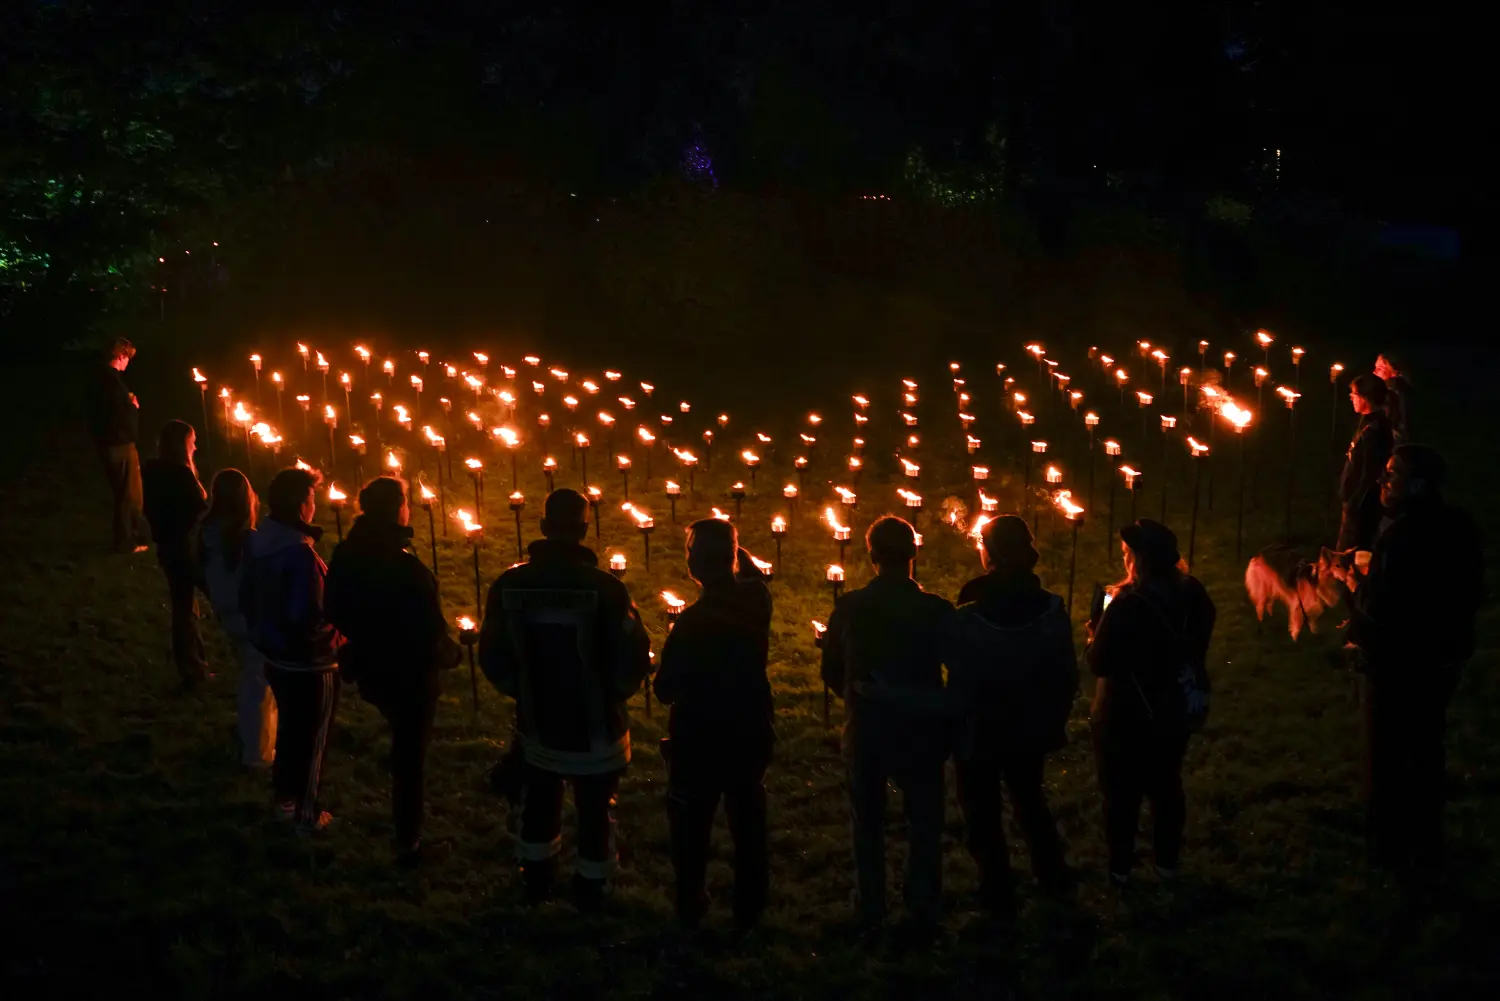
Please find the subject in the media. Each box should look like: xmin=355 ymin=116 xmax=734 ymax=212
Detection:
xmin=266 ymin=666 xmax=341 ymax=826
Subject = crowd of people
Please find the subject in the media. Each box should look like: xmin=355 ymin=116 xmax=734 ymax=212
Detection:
xmin=87 ymin=337 xmax=1482 ymax=932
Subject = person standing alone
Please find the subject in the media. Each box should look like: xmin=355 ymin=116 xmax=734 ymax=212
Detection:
xmin=88 ymin=336 xmax=149 ymax=552
xmin=141 ymin=420 xmax=209 ymax=687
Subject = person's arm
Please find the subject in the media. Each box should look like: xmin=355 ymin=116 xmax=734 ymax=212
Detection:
xmin=478 ymin=577 xmax=522 ymax=696
xmin=1085 ymin=594 xmax=1133 ymax=678
xmin=820 ymin=605 xmax=847 ymax=698
xmin=651 ymin=611 xmax=697 ymax=705
xmin=606 ymin=582 xmax=653 ymax=701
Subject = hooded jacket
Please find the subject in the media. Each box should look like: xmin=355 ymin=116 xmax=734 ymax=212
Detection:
xmin=479 ymin=538 xmax=652 ymax=775
xmin=326 ymin=517 xmax=459 ymax=702
xmin=87 ymin=364 xmax=138 ymax=446
xmin=1349 ymin=495 xmax=1484 ymax=673
xmin=950 ymin=571 xmax=1079 ymax=757
xmin=653 ymin=552 xmax=774 ymax=752
xmin=141 ymin=458 xmax=206 ymax=566
xmin=240 ymin=516 xmax=341 ymax=671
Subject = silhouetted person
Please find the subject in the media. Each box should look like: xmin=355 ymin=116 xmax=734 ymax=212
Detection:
xmin=141 ymin=420 xmax=209 ymax=687
xmin=653 ymin=519 xmax=774 ymax=930
xmin=1087 ymin=520 xmax=1215 ymax=885
xmin=241 ymin=466 xmax=342 ymax=835
xmin=1343 ymin=445 xmax=1484 ymax=885
xmin=1338 ymin=373 xmax=1394 ymax=551
xmin=857 ymin=515 xmax=1078 ymax=910
xmin=196 ymin=468 xmax=276 ymax=766
xmin=88 ymin=336 xmax=148 ymax=552
xmin=1374 ymin=353 xmax=1413 ymax=444
xmin=821 ymin=515 xmax=954 ymax=930
xmin=327 ymin=476 xmax=462 ymax=866
xmin=479 ymin=488 xmax=652 ymax=910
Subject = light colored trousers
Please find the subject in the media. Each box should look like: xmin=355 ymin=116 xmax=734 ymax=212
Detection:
xmin=233 ymin=636 xmax=277 ymax=765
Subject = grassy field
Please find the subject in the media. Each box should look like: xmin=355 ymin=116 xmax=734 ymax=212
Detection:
xmin=1 ymin=330 xmax=1496 ymax=1000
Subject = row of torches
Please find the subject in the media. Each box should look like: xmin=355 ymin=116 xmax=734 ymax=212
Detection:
xmin=196 ymin=329 xmax=1336 ymax=719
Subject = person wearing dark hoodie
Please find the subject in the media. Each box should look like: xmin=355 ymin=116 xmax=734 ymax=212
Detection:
xmin=653 ymin=518 xmax=774 ymax=930
xmin=141 ymin=420 xmax=210 ymax=687
xmin=88 ymin=336 xmax=149 ymax=553
xmin=478 ymin=488 xmax=652 ymax=909
xmin=821 ymin=515 xmax=956 ymax=931
xmin=195 ymin=468 xmax=276 ymax=766
xmin=1338 ymin=373 xmax=1394 ymax=551
xmin=858 ymin=515 xmax=1077 ymax=907
xmin=326 ymin=476 xmax=461 ymax=865
xmin=240 ymin=465 xmax=343 ymax=835
xmin=1086 ymin=520 xmax=1216 ymax=886
xmin=1342 ymin=445 xmax=1484 ymax=885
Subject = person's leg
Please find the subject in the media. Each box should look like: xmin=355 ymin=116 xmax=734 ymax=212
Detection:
xmin=1002 ymin=747 xmax=1068 ymax=888
xmin=1145 ymin=734 xmax=1189 ymax=873
xmin=516 ymin=766 xmax=565 ymax=900
xmin=895 ymin=754 xmax=946 ymax=923
xmin=383 ymin=690 xmax=438 ymax=850
xmin=165 ymin=562 xmax=208 ymax=684
xmin=1362 ymin=676 xmax=1405 ymax=869
xmin=100 ymin=445 xmax=130 ymax=551
xmin=955 ymin=757 xmax=1011 ymax=904
xmin=571 ymin=770 xmax=623 ymax=910
xmin=1407 ymin=672 xmax=1457 ymax=875
xmin=667 ymin=753 xmax=720 ymax=927
xmin=265 ymin=666 xmax=311 ymax=812
xmin=846 ymin=747 xmax=890 ymax=925
xmin=1095 ymin=723 xmax=1146 ymax=880
xmin=296 ymin=670 xmax=340 ymax=830
xmin=236 ymin=641 xmax=276 ymax=765
xmin=723 ymin=749 xmax=770 ymax=928
xmin=121 ymin=443 xmax=148 ymax=546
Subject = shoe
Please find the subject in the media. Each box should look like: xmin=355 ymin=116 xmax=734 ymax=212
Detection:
xmin=295 ymin=811 xmax=334 ymax=837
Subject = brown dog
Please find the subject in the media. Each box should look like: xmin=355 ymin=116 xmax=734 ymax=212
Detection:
xmin=1244 ymin=545 xmax=1357 ymax=639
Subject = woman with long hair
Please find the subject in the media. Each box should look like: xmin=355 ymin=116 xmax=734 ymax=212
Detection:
xmin=141 ymin=419 xmax=209 ymax=687
xmin=1086 ymin=519 xmax=1216 ymax=886
xmin=196 ymin=468 xmax=276 ymax=766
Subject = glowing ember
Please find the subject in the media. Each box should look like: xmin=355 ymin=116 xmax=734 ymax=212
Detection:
xmin=1136 ymin=391 xmax=1153 ymax=406
xmin=1046 ymin=465 xmax=1063 ymax=484
xmin=783 ymin=484 xmax=798 ymax=499
xmin=823 ymin=507 xmax=851 ymax=541
xmin=852 ymin=395 xmax=869 ymax=409
xmin=419 ymin=481 xmax=436 ymax=501
xmin=972 ymin=465 xmax=989 ymax=480
xmin=1276 ymin=386 xmax=1301 ymax=406
xmin=356 ymin=346 xmax=371 ymax=362
xmin=316 ymin=352 xmax=329 ymax=371
xmin=575 ymin=432 xmax=590 ymax=448
xmin=456 ymin=508 xmax=482 ymax=534
xmin=811 ymin=620 xmax=827 ymax=639
xmin=621 ymin=503 xmax=654 ymax=529
xmin=617 ymin=454 xmax=631 ymax=469
xmin=383 ymin=359 xmax=395 ymax=376
xmin=495 ymin=426 xmax=520 ymax=448
xmin=901 ymin=458 xmax=920 ymax=478
xmin=1120 ymin=465 xmax=1141 ymax=488
xmin=711 ymin=507 xmax=731 ymax=521
xmin=637 ymin=427 xmax=656 ymax=445
xmin=550 ymin=368 xmax=569 ymax=382
xmin=1031 ymin=440 xmax=1048 ymax=453
xmin=387 ymin=451 xmax=402 ymax=471
xmin=897 ymin=487 xmax=922 ymax=509
xmin=465 ymin=457 xmax=483 ymax=471
xmin=771 ymin=515 xmax=787 ymax=533
xmin=826 ymin=565 xmax=845 ymax=583
xmin=411 ymin=374 xmax=424 ymax=390
xmin=741 ymin=449 xmax=760 ymax=467
xmin=835 ymin=486 xmax=857 ymax=505
xmin=969 ymin=514 xmax=992 ymax=541
xmin=673 ymin=448 xmax=698 ymax=466
xmin=979 ymin=489 xmax=998 ymax=513
xmin=1104 ymin=439 xmax=1122 ymax=456
xmin=457 ymin=616 xmax=476 ymax=631
xmin=662 ymin=591 xmax=687 ymax=612
xmin=348 ymin=434 xmax=365 ymax=448
xmin=605 ymin=370 xmax=622 ymax=381
xmin=295 ymin=458 xmax=314 ymax=472
xmin=610 ymin=553 xmax=627 ymax=571
xmin=1187 ymin=436 xmax=1210 ymax=456
xmin=524 ymin=355 xmax=540 ymax=366
xmin=1256 ymin=330 xmax=1274 ymax=348
xmin=328 ymin=483 xmax=346 ymax=503
xmin=465 ymin=375 xmax=483 ymax=391
xmin=192 ymin=367 xmax=207 ymax=383
xmin=582 ymin=380 xmax=599 ymax=394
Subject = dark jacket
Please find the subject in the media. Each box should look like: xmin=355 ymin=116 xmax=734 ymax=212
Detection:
xmin=479 ymin=538 xmax=651 ymax=775
xmin=821 ymin=574 xmax=956 ymax=761
xmin=87 ymin=365 xmax=138 ymax=446
xmin=240 ymin=516 xmax=342 ymax=671
xmin=1087 ymin=574 xmax=1216 ymax=731
xmin=326 ymin=518 xmax=460 ymax=703
xmin=1340 ymin=410 xmax=1394 ymax=512
xmin=654 ymin=552 xmax=774 ymax=752
xmin=141 ymin=459 xmax=206 ymax=567
xmin=950 ymin=571 xmax=1079 ymax=757
xmin=1385 ymin=374 xmax=1413 ymax=444
xmin=1349 ymin=496 xmax=1484 ymax=674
